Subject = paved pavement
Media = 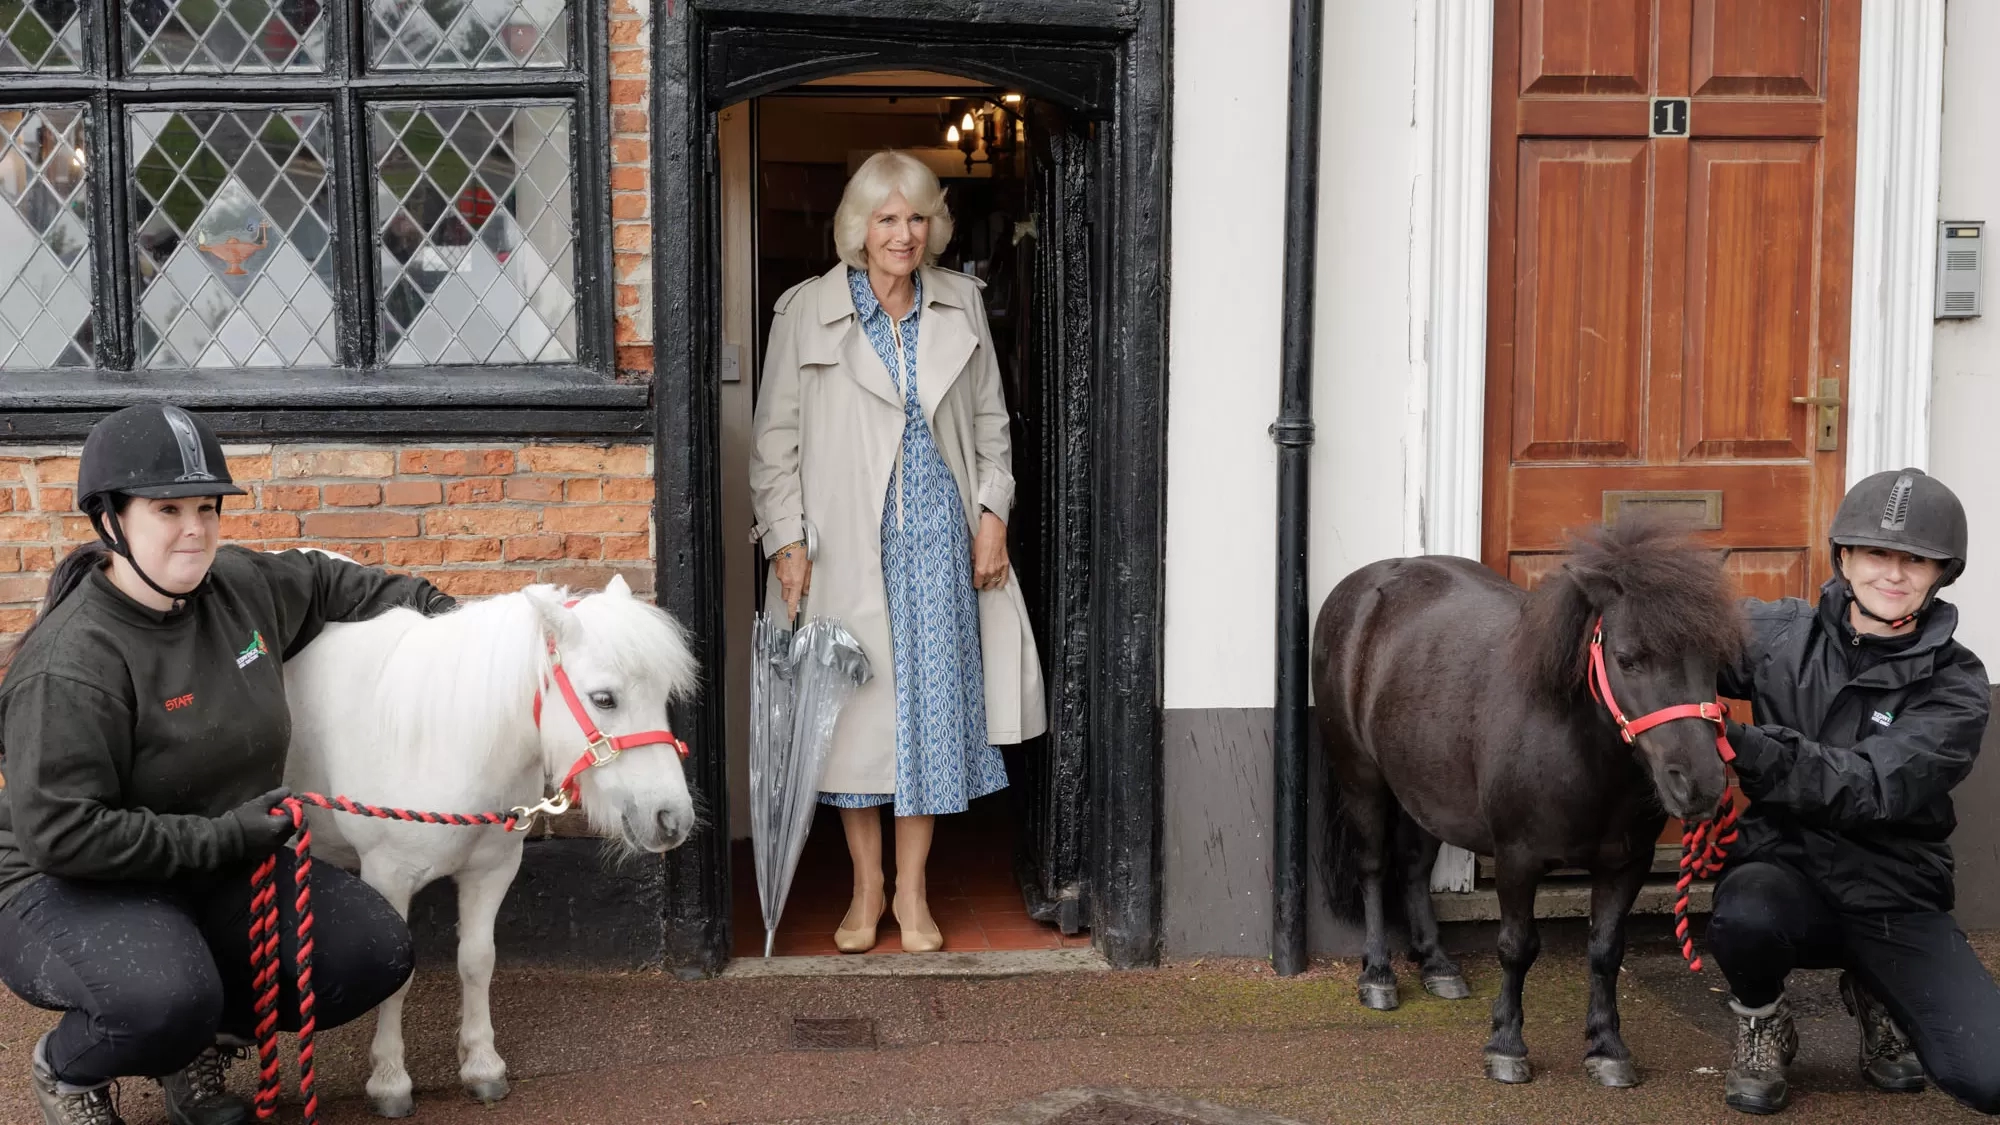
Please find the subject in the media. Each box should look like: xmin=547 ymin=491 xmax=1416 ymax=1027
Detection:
xmin=2 ymin=930 xmax=1993 ymax=1124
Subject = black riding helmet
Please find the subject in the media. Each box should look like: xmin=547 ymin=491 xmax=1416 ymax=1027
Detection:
xmin=1829 ymin=467 xmax=1967 ymax=625
xmin=77 ymin=404 xmax=244 ymax=602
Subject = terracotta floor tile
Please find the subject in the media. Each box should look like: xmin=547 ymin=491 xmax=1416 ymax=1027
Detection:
xmin=963 ymin=894 xmax=1029 ymax=912
xmin=984 ymin=929 xmax=1063 ymax=951
xmin=972 ymin=912 xmax=1056 ymax=928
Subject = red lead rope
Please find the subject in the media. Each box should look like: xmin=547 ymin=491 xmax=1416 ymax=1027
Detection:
xmin=249 ymin=611 xmax=689 ymax=1121
xmin=1585 ymin=618 xmax=1740 ymax=972
xmin=249 ymin=795 xmax=528 ymax=1122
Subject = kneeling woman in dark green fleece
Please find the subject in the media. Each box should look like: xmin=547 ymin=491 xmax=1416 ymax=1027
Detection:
xmin=0 ymin=405 xmax=457 ymax=1125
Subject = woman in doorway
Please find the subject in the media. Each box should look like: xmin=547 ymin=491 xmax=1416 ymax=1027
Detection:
xmin=750 ymin=149 xmax=1045 ymax=953
xmin=0 ymin=405 xmax=456 ymax=1125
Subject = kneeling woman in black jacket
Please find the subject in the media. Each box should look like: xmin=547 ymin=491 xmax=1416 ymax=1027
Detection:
xmin=1713 ymin=468 xmax=1998 ymax=1116
xmin=0 ymin=405 xmax=455 ymax=1125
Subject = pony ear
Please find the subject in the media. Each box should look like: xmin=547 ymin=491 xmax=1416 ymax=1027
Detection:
xmin=1563 ymin=562 xmax=1623 ymax=608
xmin=605 ymin=573 xmax=633 ymax=599
xmin=523 ymin=585 xmax=582 ymax=648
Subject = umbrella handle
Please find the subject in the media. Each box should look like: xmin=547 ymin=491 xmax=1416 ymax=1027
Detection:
xmin=791 ymin=521 xmax=818 ymax=628
xmin=754 ymin=519 xmax=816 ymax=616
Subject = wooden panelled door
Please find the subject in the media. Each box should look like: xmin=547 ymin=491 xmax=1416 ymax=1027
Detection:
xmin=1485 ymin=0 xmax=1862 ymax=604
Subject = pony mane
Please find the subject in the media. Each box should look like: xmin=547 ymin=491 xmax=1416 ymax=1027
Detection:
xmin=1515 ymin=512 xmax=1744 ymax=703
xmin=370 ymin=583 xmax=700 ymax=770
xmin=373 ymin=592 xmax=551 ymax=765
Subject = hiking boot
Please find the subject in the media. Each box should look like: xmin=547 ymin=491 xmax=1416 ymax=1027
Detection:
xmin=1840 ymin=971 xmax=1926 ymax=1093
xmin=156 ymin=1043 xmax=251 ymax=1125
xmin=1725 ymin=994 xmax=1798 ymax=1115
xmin=31 ymin=1035 xmax=125 ymax=1125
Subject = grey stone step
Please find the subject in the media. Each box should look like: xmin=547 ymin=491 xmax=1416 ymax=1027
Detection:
xmin=1431 ymin=877 xmax=1713 ymax=923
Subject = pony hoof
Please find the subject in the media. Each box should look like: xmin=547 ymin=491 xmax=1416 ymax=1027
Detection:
xmin=1585 ymin=1056 xmax=1640 ymax=1088
xmin=1484 ymin=1053 xmax=1533 ymax=1084
xmin=465 ymin=1077 xmax=511 ymax=1104
xmin=1423 ymin=973 xmax=1471 ymax=1000
xmin=371 ymin=1093 xmax=415 ymax=1119
xmin=1358 ymin=981 xmax=1400 ymax=1011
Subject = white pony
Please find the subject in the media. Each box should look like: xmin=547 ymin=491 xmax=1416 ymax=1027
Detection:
xmin=282 ymin=570 xmax=699 ymax=1118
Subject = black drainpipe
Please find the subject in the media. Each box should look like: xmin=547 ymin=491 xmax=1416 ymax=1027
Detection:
xmin=1270 ymin=0 xmax=1324 ymax=979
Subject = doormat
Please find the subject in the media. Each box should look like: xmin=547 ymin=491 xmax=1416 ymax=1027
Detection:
xmin=978 ymin=1088 xmax=1308 ymax=1125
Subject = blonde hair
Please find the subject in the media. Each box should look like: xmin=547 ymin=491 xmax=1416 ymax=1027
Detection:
xmin=833 ymin=150 xmax=954 ymax=270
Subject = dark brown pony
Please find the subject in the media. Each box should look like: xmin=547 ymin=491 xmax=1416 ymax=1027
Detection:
xmin=1312 ymin=516 xmax=1743 ymax=1086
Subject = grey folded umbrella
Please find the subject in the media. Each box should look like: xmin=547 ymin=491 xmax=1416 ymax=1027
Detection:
xmin=748 ymin=601 xmax=872 ymax=958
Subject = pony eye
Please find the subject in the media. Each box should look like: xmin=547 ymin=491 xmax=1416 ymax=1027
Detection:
xmin=1615 ymin=654 xmax=1641 ymax=673
xmin=589 ymin=691 xmax=617 ymax=710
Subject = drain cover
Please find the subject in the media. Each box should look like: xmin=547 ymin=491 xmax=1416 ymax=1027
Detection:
xmin=980 ymin=1088 xmax=1310 ymax=1125
xmin=1046 ymin=1098 xmax=1201 ymax=1125
xmin=791 ymin=1016 xmax=877 ymax=1049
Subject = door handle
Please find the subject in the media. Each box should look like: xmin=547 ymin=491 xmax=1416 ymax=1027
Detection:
xmin=1792 ymin=378 xmax=1841 ymax=451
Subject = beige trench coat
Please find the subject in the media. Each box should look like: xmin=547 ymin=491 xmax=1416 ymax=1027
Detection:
xmin=749 ymin=263 xmax=1047 ymax=795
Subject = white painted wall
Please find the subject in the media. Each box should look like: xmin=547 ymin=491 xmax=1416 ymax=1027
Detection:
xmin=1161 ymin=0 xmax=1289 ymax=710
xmin=1931 ymin=0 xmax=2000 ymax=663
xmin=1163 ymin=0 xmax=1426 ymax=711
xmin=1308 ymin=0 xmax=1424 ymax=604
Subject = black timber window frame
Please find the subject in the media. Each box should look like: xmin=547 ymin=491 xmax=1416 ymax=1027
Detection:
xmin=0 ymin=0 xmax=644 ymax=438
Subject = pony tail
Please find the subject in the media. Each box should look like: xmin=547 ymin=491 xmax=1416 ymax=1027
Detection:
xmin=2 ymin=541 xmax=109 ymax=675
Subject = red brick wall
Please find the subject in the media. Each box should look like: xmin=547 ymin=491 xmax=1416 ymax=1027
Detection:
xmin=0 ymin=441 xmax=657 ymax=646
xmin=610 ymin=0 xmax=653 ymax=377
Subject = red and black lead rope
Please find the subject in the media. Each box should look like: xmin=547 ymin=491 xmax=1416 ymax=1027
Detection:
xmin=247 ymin=795 xmax=524 ymax=1123
xmin=1674 ymin=793 xmax=1741 ymax=972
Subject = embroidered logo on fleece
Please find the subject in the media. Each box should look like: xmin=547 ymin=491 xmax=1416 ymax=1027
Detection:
xmin=236 ymin=630 xmax=269 ymax=670
xmin=164 ymin=693 xmax=194 ymax=711
xmin=1871 ymin=710 xmax=1894 ymax=728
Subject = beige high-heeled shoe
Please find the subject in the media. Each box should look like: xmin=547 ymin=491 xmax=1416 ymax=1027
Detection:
xmin=894 ymin=898 xmax=944 ymax=953
xmin=834 ymin=893 xmax=886 ymax=953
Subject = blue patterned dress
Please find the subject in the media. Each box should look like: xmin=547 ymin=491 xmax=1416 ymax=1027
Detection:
xmin=821 ymin=268 xmax=1010 ymax=816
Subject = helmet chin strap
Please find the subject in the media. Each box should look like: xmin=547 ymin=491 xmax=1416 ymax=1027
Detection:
xmin=1851 ymin=594 xmax=1920 ymax=631
xmin=92 ymin=505 xmax=204 ymax=608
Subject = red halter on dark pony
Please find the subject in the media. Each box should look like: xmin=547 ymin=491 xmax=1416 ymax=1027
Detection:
xmin=1585 ymin=617 xmax=1740 ymax=971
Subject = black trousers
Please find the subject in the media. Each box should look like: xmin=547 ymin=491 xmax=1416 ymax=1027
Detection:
xmin=1708 ymin=860 xmax=2000 ymax=1115
xmin=0 ymin=854 xmax=413 ymax=1086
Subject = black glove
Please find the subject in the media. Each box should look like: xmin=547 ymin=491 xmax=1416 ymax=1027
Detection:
xmin=1723 ymin=720 xmax=1769 ymax=789
xmin=226 ymin=787 xmax=298 ymax=856
xmin=420 ymin=589 xmax=459 ymax=616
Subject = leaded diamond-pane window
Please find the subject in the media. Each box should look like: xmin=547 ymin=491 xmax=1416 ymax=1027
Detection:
xmin=366 ymin=0 xmax=567 ymax=70
xmin=125 ymin=0 xmax=328 ymax=73
xmin=0 ymin=0 xmax=606 ymax=379
xmin=0 ymin=106 xmax=91 ymax=368
xmin=131 ymin=108 xmax=337 ymax=367
xmin=373 ymin=103 xmax=574 ymax=364
xmin=0 ymin=0 xmax=82 ymax=70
